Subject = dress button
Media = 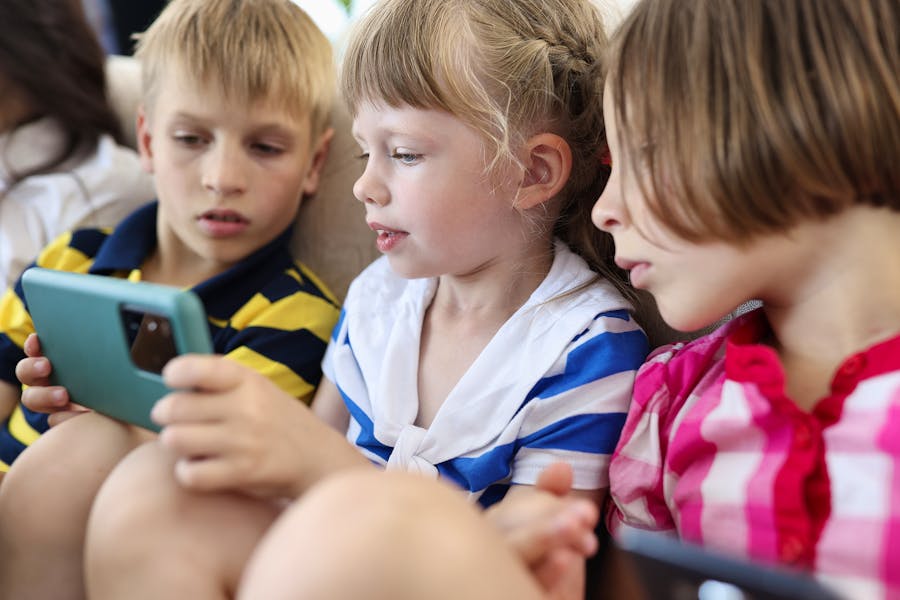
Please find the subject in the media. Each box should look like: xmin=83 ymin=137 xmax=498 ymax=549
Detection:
xmin=837 ymin=354 xmax=866 ymax=378
xmin=780 ymin=535 xmax=806 ymax=564
xmin=794 ymin=422 xmax=813 ymax=449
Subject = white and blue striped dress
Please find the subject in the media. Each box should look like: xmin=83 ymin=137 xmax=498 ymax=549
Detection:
xmin=323 ymin=241 xmax=649 ymax=507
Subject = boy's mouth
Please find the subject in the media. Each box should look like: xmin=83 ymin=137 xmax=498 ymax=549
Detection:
xmin=198 ymin=209 xmax=250 ymax=237
xmin=200 ymin=209 xmax=248 ymax=223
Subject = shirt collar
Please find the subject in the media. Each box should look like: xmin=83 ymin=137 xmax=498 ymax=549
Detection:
xmin=89 ymin=201 xmax=159 ymax=273
xmin=724 ymin=307 xmax=900 ymax=401
xmin=90 ymin=201 xmax=295 ymax=320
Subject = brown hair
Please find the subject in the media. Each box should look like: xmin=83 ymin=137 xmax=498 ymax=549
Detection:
xmin=606 ymin=0 xmax=900 ymax=243
xmin=0 ymin=0 xmax=124 ymax=186
xmin=341 ymin=0 xmax=629 ymax=295
xmin=135 ymin=0 xmax=335 ymax=141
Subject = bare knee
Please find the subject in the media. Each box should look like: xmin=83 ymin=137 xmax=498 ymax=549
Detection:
xmin=0 ymin=413 xmax=140 ymax=598
xmin=0 ymin=412 xmax=139 ymax=542
xmin=86 ymin=442 xmax=280 ymax=599
xmin=240 ymin=470 xmax=542 ymax=600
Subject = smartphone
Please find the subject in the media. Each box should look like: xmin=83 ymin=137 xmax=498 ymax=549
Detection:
xmin=21 ymin=268 xmax=213 ymax=431
xmin=616 ymin=526 xmax=842 ymax=600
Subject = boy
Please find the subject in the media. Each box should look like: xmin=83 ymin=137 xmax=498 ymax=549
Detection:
xmin=0 ymin=0 xmax=339 ymax=597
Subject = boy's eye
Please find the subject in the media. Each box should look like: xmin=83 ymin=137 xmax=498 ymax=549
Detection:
xmin=174 ymin=133 xmax=205 ymax=147
xmin=391 ymin=152 xmax=421 ymax=165
xmin=251 ymin=142 xmax=284 ymax=156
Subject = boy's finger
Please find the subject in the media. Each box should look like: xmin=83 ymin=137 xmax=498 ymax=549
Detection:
xmin=23 ymin=333 xmax=43 ymax=357
xmin=15 ymin=356 xmax=52 ymax=385
xmin=20 ymin=385 xmax=69 ymax=412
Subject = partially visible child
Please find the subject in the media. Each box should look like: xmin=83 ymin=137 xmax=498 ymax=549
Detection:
xmin=0 ymin=0 xmax=155 ymax=288
xmin=73 ymin=0 xmax=649 ymax=598
xmin=242 ymin=0 xmax=900 ymax=598
xmin=599 ymin=0 xmax=899 ymax=597
xmin=0 ymin=0 xmax=339 ymax=597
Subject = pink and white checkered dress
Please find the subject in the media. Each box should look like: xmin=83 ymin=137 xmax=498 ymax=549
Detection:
xmin=608 ymin=310 xmax=900 ymax=599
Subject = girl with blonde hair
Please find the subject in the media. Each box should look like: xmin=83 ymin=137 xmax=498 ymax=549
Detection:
xmin=62 ymin=0 xmax=649 ymax=598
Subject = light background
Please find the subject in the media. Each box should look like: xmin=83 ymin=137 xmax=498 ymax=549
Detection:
xmin=294 ymin=0 xmax=640 ymax=50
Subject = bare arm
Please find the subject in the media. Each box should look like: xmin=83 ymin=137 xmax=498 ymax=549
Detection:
xmin=311 ymin=377 xmax=350 ymax=432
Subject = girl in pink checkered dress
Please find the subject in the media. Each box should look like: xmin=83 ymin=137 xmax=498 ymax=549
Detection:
xmin=597 ymin=0 xmax=900 ymax=597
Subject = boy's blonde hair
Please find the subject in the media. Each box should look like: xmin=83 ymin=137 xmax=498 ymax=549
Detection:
xmin=135 ymin=0 xmax=335 ymax=140
xmin=342 ymin=0 xmax=623 ymax=289
xmin=607 ymin=0 xmax=900 ymax=243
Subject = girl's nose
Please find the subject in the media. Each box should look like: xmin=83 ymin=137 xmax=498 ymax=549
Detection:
xmin=591 ymin=186 xmax=625 ymax=233
xmin=352 ymin=162 xmax=389 ymax=206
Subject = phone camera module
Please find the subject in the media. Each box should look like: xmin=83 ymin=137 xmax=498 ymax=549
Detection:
xmin=120 ymin=307 xmax=178 ymax=374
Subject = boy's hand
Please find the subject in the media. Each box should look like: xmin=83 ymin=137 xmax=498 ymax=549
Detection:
xmin=152 ymin=354 xmax=369 ymax=498
xmin=485 ymin=462 xmax=601 ymax=599
xmin=16 ymin=333 xmax=87 ymax=426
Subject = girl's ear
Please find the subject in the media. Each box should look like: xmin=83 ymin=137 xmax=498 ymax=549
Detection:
xmin=514 ymin=132 xmax=573 ymax=211
xmin=136 ymin=105 xmax=155 ymax=175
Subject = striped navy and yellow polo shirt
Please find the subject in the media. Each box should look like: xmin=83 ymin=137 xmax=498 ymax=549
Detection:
xmin=0 ymin=202 xmax=339 ymax=470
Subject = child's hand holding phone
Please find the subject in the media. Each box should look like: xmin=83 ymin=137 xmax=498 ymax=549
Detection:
xmin=16 ymin=333 xmax=88 ymax=427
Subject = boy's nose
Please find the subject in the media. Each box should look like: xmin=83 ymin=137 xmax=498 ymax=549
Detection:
xmin=202 ymin=142 xmax=247 ymax=196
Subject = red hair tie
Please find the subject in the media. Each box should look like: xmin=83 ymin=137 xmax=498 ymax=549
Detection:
xmin=599 ymin=148 xmax=612 ymax=166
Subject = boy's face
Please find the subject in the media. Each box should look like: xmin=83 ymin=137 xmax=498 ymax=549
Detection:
xmin=137 ymin=68 xmax=331 ymax=275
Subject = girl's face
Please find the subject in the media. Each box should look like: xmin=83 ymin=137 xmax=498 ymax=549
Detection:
xmin=351 ymin=102 xmax=527 ymax=280
xmin=592 ymin=91 xmax=788 ymax=332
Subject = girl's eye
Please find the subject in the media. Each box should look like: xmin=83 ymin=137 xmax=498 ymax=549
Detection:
xmin=356 ymin=152 xmax=370 ymax=162
xmin=391 ymin=152 xmax=422 ymax=165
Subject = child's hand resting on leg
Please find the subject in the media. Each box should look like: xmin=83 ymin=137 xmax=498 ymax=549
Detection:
xmin=485 ymin=462 xmax=601 ymax=599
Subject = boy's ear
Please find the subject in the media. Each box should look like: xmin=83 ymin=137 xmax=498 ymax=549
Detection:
xmin=301 ymin=127 xmax=335 ymax=197
xmin=136 ymin=105 xmax=155 ymax=174
xmin=514 ymin=132 xmax=573 ymax=211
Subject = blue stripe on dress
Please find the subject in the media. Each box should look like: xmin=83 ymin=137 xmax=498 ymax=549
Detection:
xmin=476 ymin=483 xmax=510 ymax=507
xmin=526 ymin=328 xmax=648 ymax=402
xmin=341 ymin=392 xmax=393 ymax=462
xmin=519 ymin=412 xmax=626 ymax=454
xmin=439 ymin=442 xmax=516 ymax=493
xmin=571 ymin=309 xmax=632 ymax=344
xmin=332 ymin=309 xmax=346 ymax=342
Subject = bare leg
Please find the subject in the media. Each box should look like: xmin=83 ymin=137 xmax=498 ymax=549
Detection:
xmin=0 ymin=412 xmax=147 ymax=600
xmin=239 ymin=470 xmax=545 ymax=600
xmin=85 ymin=441 xmax=281 ymax=600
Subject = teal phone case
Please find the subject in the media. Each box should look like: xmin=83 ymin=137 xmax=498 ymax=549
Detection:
xmin=21 ymin=268 xmax=213 ymax=432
